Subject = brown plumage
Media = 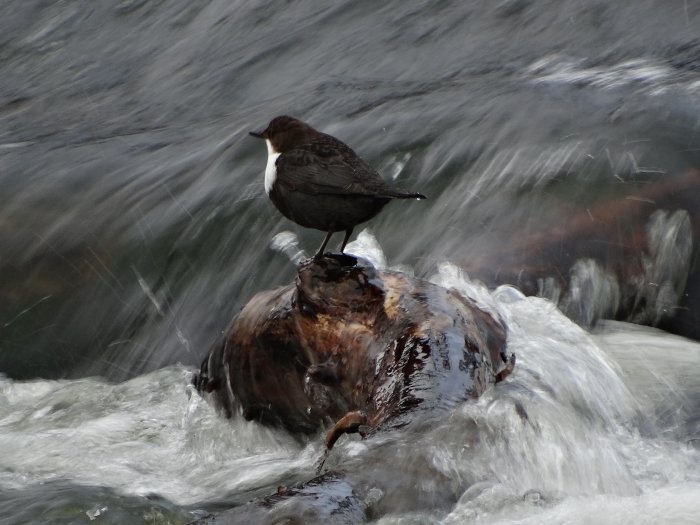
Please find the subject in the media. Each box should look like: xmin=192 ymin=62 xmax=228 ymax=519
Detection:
xmin=250 ymin=116 xmax=426 ymax=259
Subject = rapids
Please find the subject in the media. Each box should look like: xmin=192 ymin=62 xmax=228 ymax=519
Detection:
xmin=2 ymin=1 xmax=700 ymax=522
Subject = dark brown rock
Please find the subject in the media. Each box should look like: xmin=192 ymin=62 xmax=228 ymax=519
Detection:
xmin=195 ymin=254 xmax=511 ymax=446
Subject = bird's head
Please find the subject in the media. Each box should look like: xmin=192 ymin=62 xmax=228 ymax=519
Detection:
xmin=249 ymin=115 xmax=315 ymax=153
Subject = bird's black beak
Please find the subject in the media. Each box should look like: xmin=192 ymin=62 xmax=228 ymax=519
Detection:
xmin=249 ymin=130 xmax=266 ymax=139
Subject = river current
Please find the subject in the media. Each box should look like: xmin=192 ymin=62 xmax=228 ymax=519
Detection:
xmin=1 ymin=239 xmax=699 ymax=523
xmin=2 ymin=1 xmax=700 ymax=523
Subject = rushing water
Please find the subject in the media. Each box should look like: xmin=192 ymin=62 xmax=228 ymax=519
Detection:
xmin=2 ymin=0 xmax=700 ymax=523
xmin=1 ymin=243 xmax=699 ymax=523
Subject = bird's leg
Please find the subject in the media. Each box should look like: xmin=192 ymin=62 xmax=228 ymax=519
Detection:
xmin=339 ymin=228 xmax=354 ymax=253
xmin=314 ymin=231 xmax=334 ymax=260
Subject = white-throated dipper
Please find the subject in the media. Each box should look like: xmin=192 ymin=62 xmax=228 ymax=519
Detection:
xmin=249 ymin=116 xmax=426 ymax=259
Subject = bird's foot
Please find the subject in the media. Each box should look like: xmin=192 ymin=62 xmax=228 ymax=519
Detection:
xmin=307 ymin=251 xmax=357 ymax=266
xmin=324 ymin=252 xmax=358 ymax=267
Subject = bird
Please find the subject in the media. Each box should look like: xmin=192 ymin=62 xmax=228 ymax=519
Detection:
xmin=249 ymin=116 xmax=426 ymax=259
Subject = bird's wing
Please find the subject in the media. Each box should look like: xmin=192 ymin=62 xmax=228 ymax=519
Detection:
xmin=275 ymin=143 xmax=392 ymax=197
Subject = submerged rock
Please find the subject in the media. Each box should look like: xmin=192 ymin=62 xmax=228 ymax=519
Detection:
xmin=189 ymin=471 xmax=365 ymax=525
xmin=461 ymin=169 xmax=700 ymax=339
xmin=195 ymin=254 xmax=512 ymax=449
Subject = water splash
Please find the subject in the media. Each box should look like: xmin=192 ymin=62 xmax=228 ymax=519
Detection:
xmin=270 ymin=230 xmax=307 ymax=264
xmin=362 ymin=259 xmax=699 ymax=522
xmin=0 ymin=367 xmax=310 ymax=505
xmin=430 ymin=261 xmax=504 ymax=320
xmin=1 ymin=256 xmax=698 ymax=522
xmin=641 ymin=209 xmax=693 ymax=324
xmin=525 ymin=55 xmax=694 ymax=94
xmin=379 ymin=152 xmax=412 ymax=181
xmin=558 ymin=258 xmax=621 ymax=327
xmin=345 ymin=229 xmax=388 ymax=269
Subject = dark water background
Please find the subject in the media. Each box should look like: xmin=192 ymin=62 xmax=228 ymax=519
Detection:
xmin=3 ymin=0 xmax=700 ymax=380
xmin=2 ymin=1 xmax=700 ymax=524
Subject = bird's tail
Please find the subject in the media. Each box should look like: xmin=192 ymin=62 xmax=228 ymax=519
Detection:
xmin=385 ymin=190 xmax=427 ymax=199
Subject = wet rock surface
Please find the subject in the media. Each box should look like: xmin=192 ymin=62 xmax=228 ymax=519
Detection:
xmin=192 ymin=254 xmax=512 ymax=523
xmin=195 ymin=254 xmax=510 ymax=438
xmin=189 ymin=472 xmax=366 ymax=525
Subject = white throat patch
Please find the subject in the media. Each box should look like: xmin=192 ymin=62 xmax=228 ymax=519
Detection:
xmin=264 ymin=139 xmax=280 ymax=195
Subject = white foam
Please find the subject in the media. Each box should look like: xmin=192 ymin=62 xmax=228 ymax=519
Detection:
xmin=270 ymin=231 xmax=307 ymax=263
xmin=525 ymin=54 xmax=698 ymax=95
xmin=345 ymin=229 xmax=387 ymax=268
